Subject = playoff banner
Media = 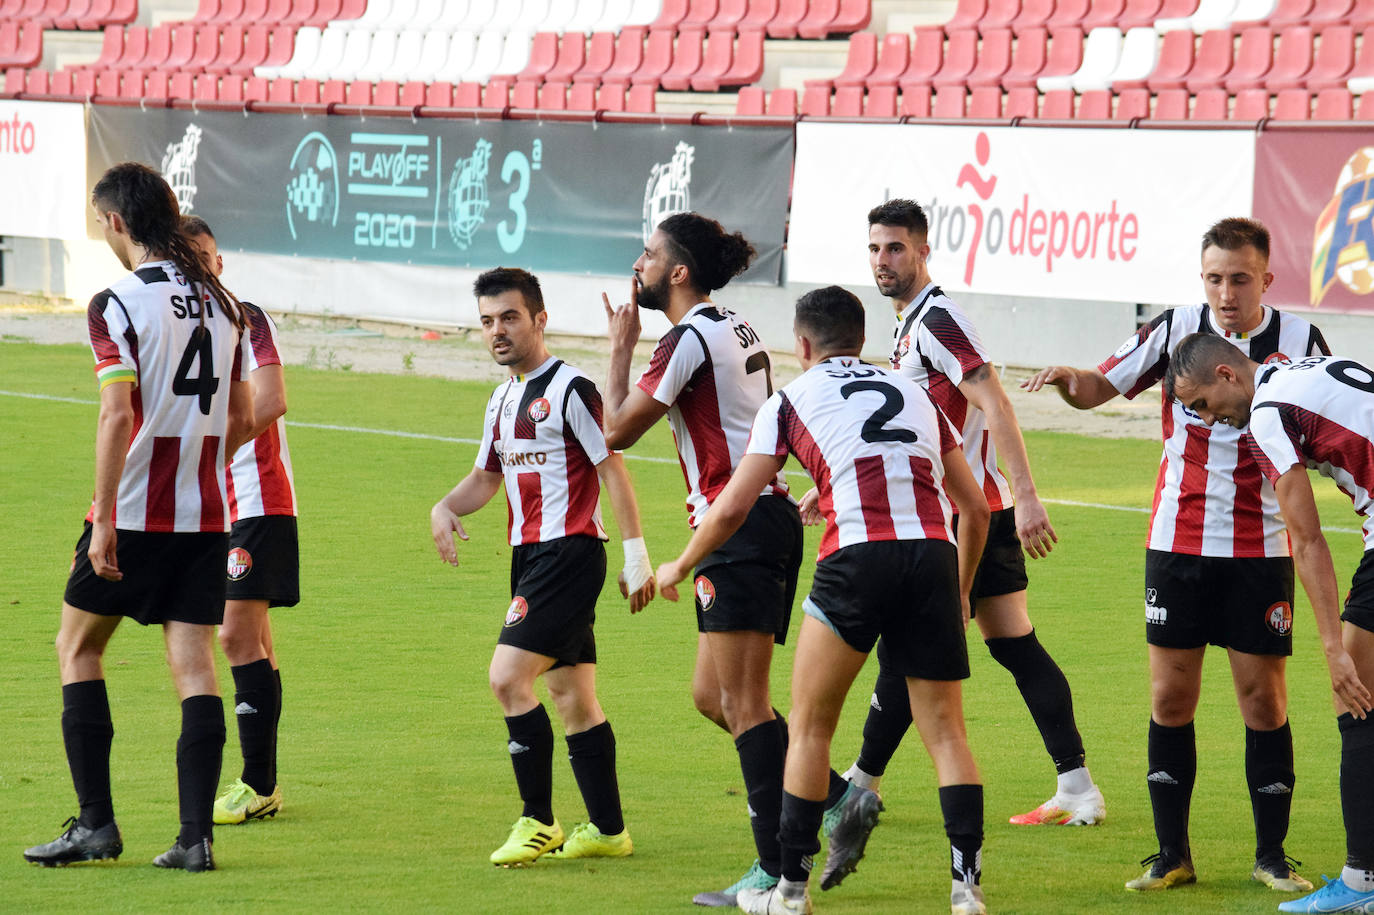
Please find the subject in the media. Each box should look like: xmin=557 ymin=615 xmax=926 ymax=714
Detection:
xmin=1 ymin=100 xmax=87 ymax=239
xmin=86 ymin=106 xmax=792 ymax=283
xmin=1254 ymin=131 xmax=1374 ymax=315
xmin=788 ymin=122 xmax=1255 ymax=305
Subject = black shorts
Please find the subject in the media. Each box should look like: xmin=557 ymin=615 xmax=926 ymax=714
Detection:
xmin=804 ymin=539 xmax=969 ymax=681
xmin=1144 ymin=549 xmax=1295 ymax=655
xmin=1342 ymin=548 xmax=1374 ymax=633
xmin=695 ymin=495 xmax=803 ymax=644
xmin=226 ymin=515 xmax=300 ymax=607
xmin=64 ymin=522 xmax=228 ymax=626
xmin=954 ymin=506 xmax=1029 ymax=614
xmin=500 ymin=535 xmax=606 ymax=667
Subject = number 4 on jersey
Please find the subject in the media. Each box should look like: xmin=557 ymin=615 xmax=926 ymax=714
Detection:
xmin=173 ymin=326 xmax=219 ymax=415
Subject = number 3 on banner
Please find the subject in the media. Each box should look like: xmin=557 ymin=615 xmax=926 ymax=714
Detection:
xmin=498 ymin=151 xmax=529 ymax=254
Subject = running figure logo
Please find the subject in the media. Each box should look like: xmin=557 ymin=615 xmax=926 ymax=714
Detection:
xmin=643 ymin=141 xmax=694 ymax=244
xmin=162 ymin=124 xmax=204 ymax=213
xmin=448 ymin=138 xmax=493 ymax=251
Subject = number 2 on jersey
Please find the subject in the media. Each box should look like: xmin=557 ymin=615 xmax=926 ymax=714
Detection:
xmin=841 ymin=380 xmax=917 ymax=443
xmin=173 ymin=326 xmax=219 ymax=415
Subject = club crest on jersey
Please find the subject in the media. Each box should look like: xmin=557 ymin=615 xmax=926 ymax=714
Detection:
xmin=1265 ymin=601 xmax=1293 ymax=636
xmin=1113 ymin=336 xmax=1140 ymax=360
xmin=504 ymin=596 xmax=529 ymax=627
xmin=227 ymin=548 xmax=253 ymax=581
xmin=1262 ymin=351 xmax=1291 ymax=365
xmin=527 ymin=397 xmax=551 ymax=423
xmin=695 ymin=575 xmax=716 ymax=611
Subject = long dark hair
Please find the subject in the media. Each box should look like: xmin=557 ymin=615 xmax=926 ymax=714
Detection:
xmin=91 ymin=162 xmax=245 ymax=331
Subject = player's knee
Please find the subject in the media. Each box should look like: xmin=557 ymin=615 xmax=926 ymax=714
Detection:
xmin=1236 ymin=688 xmax=1287 ymax=730
xmin=489 ymin=671 xmax=533 ymax=711
xmin=692 ymin=684 xmax=725 ymax=725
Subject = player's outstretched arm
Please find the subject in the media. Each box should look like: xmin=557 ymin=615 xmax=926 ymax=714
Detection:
xmin=1021 ymin=365 xmax=1118 ymax=410
xmin=656 ymin=453 xmax=784 ymax=601
xmin=602 ymin=279 xmax=669 ymax=450
xmin=942 ymin=445 xmax=991 ymax=628
xmin=597 ymin=452 xmax=655 ymax=612
xmin=960 ymin=363 xmax=1056 ymax=558
xmin=430 ymin=468 xmax=502 ymax=567
xmin=1277 ymin=467 xmax=1373 ymax=719
xmin=89 ymin=381 xmax=136 ymax=582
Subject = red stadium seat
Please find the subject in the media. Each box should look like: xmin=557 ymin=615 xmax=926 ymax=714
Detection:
xmin=510 ymin=79 xmax=538 ymax=107
xmin=1182 ymin=28 xmax=1235 ymax=93
xmin=739 ymin=0 xmax=779 ymax=30
xmin=1045 ymin=0 xmax=1090 ymax=28
xmin=47 ymin=68 xmax=71 ymax=96
xmin=630 ymin=28 xmax=676 ymax=86
xmin=574 ymin=31 xmax=615 ymax=83
xmin=251 ymin=25 xmax=294 ymax=74
xmin=733 ymin=84 xmax=765 ymax=113
xmin=143 ymin=70 xmax=170 ymax=99
xmin=831 ymin=0 xmax=872 ymax=34
xmin=596 ymin=82 xmax=626 ymax=110
xmin=165 ymin=24 xmax=198 ymax=71
xmin=1358 ymin=88 xmax=1374 ymax=116
xmin=1272 ymin=86 xmax=1311 ymax=116
xmin=767 ymin=86 xmax=796 ymax=113
xmin=191 ymin=0 xmax=220 ymax=21
xmin=1305 ymin=0 xmax=1356 ymax=23
xmin=1352 ymin=0 xmax=1374 ymax=27
xmin=23 ymin=67 xmax=49 ymax=95
xmin=1115 ymin=86 xmax=1151 ymax=116
xmin=712 ymin=0 xmax=749 ymax=30
xmin=1263 ymin=0 xmax=1314 ymax=26
xmin=1119 ymin=0 xmax=1165 ymax=27
xmin=168 ymin=70 xmax=195 ymax=99
xmin=650 ymin=0 xmax=689 ymax=29
xmin=801 ymin=83 xmax=830 ymax=115
xmin=931 ymin=28 xmax=979 ymax=87
xmin=482 ymin=78 xmax=510 ymax=109
xmin=546 ymin=33 xmax=588 ymax=83
xmin=344 ymin=78 xmax=370 ymax=105
xmin=768 ymin=0 xmax=808 ymax=38
xmin=898 ymin=27 xmax=944 ymax=90
xmin=1012 ymin=0 xmax=1055 ymax=31
xmin=1302 ymin=24 xmax=1354 ymax=88
xmin=626 ymin=82 xmax=656 ymax=111
xmin=824 ymin=31 xmax=877 ymax=89
xmin=274 ymin=0 xmax=311 ymax=24
xmin=1005 ymin=85 xmax=1038 ymax=115
xmin=1152 ymin=87 xmax=1190 ymax=116
xmin=863 ymin=32 xmax=909 ymax=88
xmin=1002 ymin=25 xmax=1047 ymax=87
xmin=138 ymin=25 xmax=174 ymax=71
xmin=714 ymin=26 xmax=763 ymax=86
xmin=54 ymin=0 xmax=97 ymax=30
xmin=865 ymin=83 xmax=898 ymax=115
xmin=1261 ymin=26 xmax=1315 ymax=89
xmin=1222 ymin=27 xmax=1275 ymax=91
xmin=1037 ymin=87 xmax=1074 ymax=115
xmin=420 ymin=80 xmax=449 ymax=106
xmin=2 ymin=65 xmax=24 ymax=96
xmin=1191 ymin=87 xmax=1229 ymax=117
xmin=900 ymin=84 xmax=931 ymax=115
xmin=307 ymin=0 xmax=343 ymax=27
xmin=1077 ymin=87 xmax=1112 ymax=116
xmin=210 ymin=0 xmax=244 ymax=22
xmin=796 ymin=0 xmax=839 ymax=38
xmin=185 ymin=25 xmax=223 ymax=72
xmin=1039 ymin=25 xmax=1085 ymax=84
xmin=681 ymin=0 xmax=720 ymax=28
xmin=1152 ymin=0 xmax=1200 ymax=20
xmin=93 ymin=67 xmax=120 ymax=97
xmin=967 ymin=27 xmax=1013 ymax=86
xmin=1313 ymin=85 xmax=1352 ymax=116
xmin=266 ymin=76 xmax=294 ymax=101
xmin=518 ymin=32 xmax=560 ymax=82
xmin=1081 ymin=0 xmax=1127 ymax=30
xmin=600 ymin=26 xmax=646 ymax=86
xmin=85 ymin=25 xmax=124 ymax=71
xmin=89 ymin=0 xmax=135 ymax=28
xmin=981 ymin=0 xmax=1021 ymax=32
xmin=945 ymin=0 xmax=988 ymax=31
xmin=1231 ymin=87 xmax=1270 ymax=117
xmin=0 ymin=22 xmax=40 ymax=68
xmin=567 ymin=80 xmax=596 ymax=109
xmin=1135 ymin=27 xmax=1194 ymax=90
xmin=967 ymin=84 xmax=1002 ymax=115
xmin=689 ymin=26 xmax=734 ymax=90
xmin=192 ymin=71 xmax=219 ymax=99
xmin=239 ymin=0 xmax=270 ymax=22
xmin=397 ymin=81 xmax=425 ymax=106
xmin=335 ymin=0 xmax=366 ymax=23
xmin=658 ymin=25 xmax=703 ymax=90
xmin=295 ymin=77 xmax=321 ymax=103
xmin=830 ymin=84 xmax=863 ymax=115
xmin=932 ymin=83 xmax=967 ymax=116
xmin=242 ymin=74 xmax=268 ymax=100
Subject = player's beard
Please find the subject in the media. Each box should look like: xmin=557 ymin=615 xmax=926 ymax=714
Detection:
xmin=636 ymin=275 xmax=671 ymax=312
xmin=874 ymin=271 xmax=916 ymax=302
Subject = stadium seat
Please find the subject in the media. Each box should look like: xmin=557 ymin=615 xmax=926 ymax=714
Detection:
xmin=169 ymin=70 xmax=195 ymax=99
xmin=403 ymin=29 xmax=449 ymax=82
xmin=1105 ymin=26 xmax=1160 ymax=85
xmin=734 ymin=83 xmax=765 ymax=113
xmin=628 ymin=27 xmax=673 ymax=85
xmin=689 ymin=25 xmax=738 ymax=89
xmin=600 ymin=24 xmax=645 ymax=84
xmin=433 ymin=31 xmax=477 ymax=82
xmin=52 ymin=0 xmax=95 ymax=30
xmin=1004 ymin=84 xmax=1037 ymax=114
xmin=186 ymin=25 xmax=224 ymax=72
xmin=800 ymin=82 xmax=829 ymax=114
xmin=803 ymin=0 xmax=871 ymax=37
xmin=708 ymin=0 xmax=748 ymax=30
xmin=462 ymin=29 xmax=507 ymax=82
xmin=262 ymin=25 xmax=319 ymax=79
xmin=85 ymin=25 xmax=123 ymax=71
xmin=567 ymin=78 xmax=596 ymax=108
xmin=658 ymin=25 xmax=703 ymax=89
xmin=1084 ymin=0 xmax=1131 ymax=30
xmin=488 ymin=1 xmax=527 ymax=35
xmin=249 ymin=25 xmax=295 ymax=75
xmin=1191 ymin=85 xmax=1229 ymax=115
xmin=93 ymin=67 xmax=120 ymax=98
xmin=624 ymin=0 xmax=662 ymax=25
xmin=1227 ymin=0 xmax=1279 ymax=27
xmin=2 ymin=64 xmax=23 ymax=97
xmin=932 ymin=83 xmax=967 ymax=116
xmin=899 ymin=27 xmax=945 ymax=88
xmin=511 ymin=78 xmax=538 ymax=106
xmin=1183 ymin=28 xmax=1236 ymax=92
xmin=1231 ymin=85 xmax=1270 ymax=115
xmin=1116 ymin=85 xmax=1152 ymax=116
xmin=573 ymin=30 xmax=615 ymax=82
xmin=1012 ymin=0 xmax=1054 ymax=31
xmin=1350 ymin=0 xmax=1374 ymax=27
xmin=337 ymin=0 xmax=370 ymax=25
xmin=1152 ymin=0 xmax=1202 ymax=22
xmin=649 ymin=0 xmax=688 ymax=29
xmin=1077 ymin=87 xmax=1113 ymax=116
xmin=513 ymin=0 xmax=553 ymax=31
xmin=980 ymin=0 xmax=1022 ymax=32
xmin=1271 ymin=85 xmax=1310 ymax=115
xmin=826 ymin=83 xmax=861 ymax=115
xmin=968 ymin=27 xmax=1014 ymax=86
xmin=1261 ymin=0 xmax=1314 ymax=24
xmin=492 ymin=30 xmax=536 ymax=79
xmin=398 ymin=79 xmax=425 ymax=105
xmin=626 ymin=80 xmax=654 ymax=109
xmin=768 ymin=0 xmax=809 ymax=38
xmin=135 ymin=25 xmax=174 ymax=71
xmin=208 ymin=0 xmax=244 ymax=21
xmin=1346 ymin=26 xmax=1374 ymax=91
xmin=191 ymin=0 xmax=221 ymax=21
xmin=95 ymin=0 xmax=137 ymax=29
xmin=737 ymin=0 xmax=778 ymax=31
xmin=1046 ymin=0 xmax=1091 ymax=27
xmin=481 ymin=76 xmax=510 ymax=107
xmin=267 ymin=75 xmax=294 ymax=101
xmin=1308 ymin=0 xmax=1359 ymax=21
xmin=345 ymin=77 xmax=371 ymax=104
xmin=862 ymin=32 xmax=909 ymax=88
xmin=1002 ymin=26 xmax=1048 ymax=87
xmin=820 ymin=31 xmax=877 ymax=89
xmin=1035 ymin=87 xmax=1075 ymax=115
xmin=518 ymin=31 xmax=560 ymax=80
xmin=1152 ymin=85 xmax=1191 ymax=114
xmin=680 ymin=0 xmax=718 ymax=28
xmin=863 ymin=83 xmax=896 ymax=115
xmin=1301 ymin=24 xmax=1353 ymax=88
xmin=931 ymin=28 xmax=979 ymax=87
xmin=565 ymin=0 xmax=608 ymax=34
xmin=322 ymin=28 xmax=372 ymax=81
xmin=1040 ymin=26 xmax=1122 ymax=91
xmin=900 ymin=83 xmax=931 ymax=115
xmin=945 ymin=0 xmax=989 ymax=32
xmin=1222 ymin=26 xmax=1275 ymax=90
xmin=1357 ymin=86 xmax=1374 ymax=113
xmin=143 ymin=70 xmax=172 ymax=100
xmin=381 ymin=29 xmax=424 ymax=81
xmin=193 ymin=72 xmax=221 ymax=100
xmin=1314 ymin=84 xmax=1352 ymax=115
xmin=373 ymin=78 xmax=399 ymax=104
xmin=219 ymin=75 xmax=246 ymax=100
xmin=453 ymin=80 xmax=481 ymax=105
xmin=546 ymin=31 xmax=587 ymax=82
xmin=1134 ymin=26 xmax=1194 ymax=88
xmin=242 ymin=73 xmax=268 ymax=99
xmin=417 ymin=79 xmax=448 ymax=106
xmin=1120 ymin=0 xmax=1166 ymax=27
xmin=766 ymin=86 xmax=796 ymax=113
xmin=1037 ymin=25 xmax=1085 ymax=85
xmin=963 ymin=84 xmax=999 ymax=115
xmin=341 ymin=0 xmax=392 ymax=31
xmin=355 ymin=29 xmax=400 ymax=82
xmin=457 ymin=0 xmax=497 ymax=31
xmin=1259 ymin=25 xmax=1315 ymax=89
xmin=596 ymin=81 xmax=626 ymax=108
xmin=1156 ymin=0 xmax=1236 ymax=33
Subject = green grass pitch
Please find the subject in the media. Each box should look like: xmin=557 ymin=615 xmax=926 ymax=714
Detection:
xmin=0 ymin=341 xmax=1365 ymax=913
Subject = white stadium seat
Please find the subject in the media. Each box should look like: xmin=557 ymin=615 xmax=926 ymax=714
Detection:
xmin=460 ymin=0 xmax=499 ymax=32
xmin=433 ymin=0 xmax=471 ymax=32
xmin=340 ymin=0 xmax=393 ymax=31
xmin=1039 ymin=26 xmax=1122 ymax=91
xmin=624 ymin=0 xmax=661 ymax=26
xmin=313 ymin=26 xmax=371 ymax=80
xmin=542 ymin=0 xmax=579 ymax=31
xmin=487 ymin=0 xmax=526 ymax=34
xmin=1105 ymin=26 xmax=1160 ymax=85
xmin=355 ymin=28 xmax=399 ymax=81
xmin=1228 ymin=0 xmax=1278 ymax=22
xmin=266 ymin=25 xmax=322 ymax=79
xmin=491 ymin=29 xmax=534 ymax=76
xmin=1156 ymin=0 xmax=1238 ymax=34
xmin=514 ymin=0 xmax=552 ymax=33
xmin=379 ymin=0 xmax=419 ymax=31
xmin=594 ymin=0 xmax=635 ymax=31
xmin=436 ymin=30 xmax=478 ymax=81
xmin=461 ymin=28 xmax=505 ymax=81
xmin=385 ymin=29 xmax=426 ymax=82
xmin=565 ymin=0 xmax=606 ymax=34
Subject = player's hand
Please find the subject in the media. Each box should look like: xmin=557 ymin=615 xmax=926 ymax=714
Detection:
xmin=960 ymin=594 xmax=972 ymax=631
xmin=1014 ymin=496 xmax=1058 ymax=559
xmin=656 ymin=560 xmax=686 ymax=602
xmin=430 ymin=504 xmax=468 ymax=566
xmin=1020 ymin=366 xmax=1076 ymax=396
xmin=603 ymin=276 xmax=642 ymax=356
xmin=89 ymin=520 xmax=122 ymax=581
xmin=1326 ymin=647 xmax=1373 ymax=719
xmin=620 ymin=538 xmax=655 ymax=612
xmin=798 ymin=488 xmax=823 ymax=526
xmin=619 ymin=570 xmax=657 ymax=613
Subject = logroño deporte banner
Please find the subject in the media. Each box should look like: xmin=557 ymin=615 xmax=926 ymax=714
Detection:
xmin=788 ymin=122 xmax=1255 ymax=305
xmin=2 ymin=100 xmax=87 ymax=239
xmin=1254 ymin=131 xmax=1374 ymax=315
xmin=86 ymin=106 xmax=793 ymax=283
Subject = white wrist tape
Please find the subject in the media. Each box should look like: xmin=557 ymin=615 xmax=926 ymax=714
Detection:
xmin=621 ymin=537 xmax=652 ymax=593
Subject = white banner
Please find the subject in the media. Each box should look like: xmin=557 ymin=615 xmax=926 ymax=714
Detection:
xmin=0 ymin=101 xmax=86 ymax=239
xmin=788 ymin=123 xmax=1255 ymax=305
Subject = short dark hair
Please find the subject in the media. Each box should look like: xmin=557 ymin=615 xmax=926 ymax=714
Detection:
xmin=1201 ymin=217 xmax=1270 ymax=260
xmin=181 ymin=214 xmax=214 ymax=239
xmin=867 ymin=199 xmax=928 ymax=239
xmin=794 ymin=286 xmax=865 ymax=355
xmin=657 ymin=212 xmax=755 ymax=294
xmin=1163 ymin=332 xmax=1248 ymax=400
xmin=473 ymin=267 xmax=544 ymax=317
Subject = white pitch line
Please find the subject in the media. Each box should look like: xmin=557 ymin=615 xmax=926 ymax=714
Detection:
xmin=3 ymin=390 xmax=1365 ymax=535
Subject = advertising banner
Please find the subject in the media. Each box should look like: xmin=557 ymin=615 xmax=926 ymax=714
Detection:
xmin=1254 ymin=131 xmax=1374 ymax=315
xmin=788 ymin=122 xmax=1255 ymax=305
xmin=1 ymin=100 xmax=87 ymax=239
xmin=86 ymin=107 xmax=792 ymax=283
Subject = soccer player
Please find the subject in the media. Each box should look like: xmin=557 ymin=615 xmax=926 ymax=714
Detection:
xmin=430 ymin=267 xmax=654 ymax=866
xmin=179 ymin=217 xmax=296 ymax=827
xmin=1023 ymin=217 xmax=1330 ymax=892
xmin=656 ymin=285 xmax=992 ymax=915
xmin=603 ymin=214 xmax=877 ymax=906
xmin=1162 ymin=335 xmax=1374 ymax=914
xmin=23 ymin=163 xmax=253 ymax=873
xmin=820 ymin=199 xmax=1102 ymax=869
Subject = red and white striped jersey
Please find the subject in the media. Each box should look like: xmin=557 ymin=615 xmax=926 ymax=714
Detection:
xmin=636 ymin=302 xmax=789 ymax=527
xmin=1099 ymin=304 xmax=1329 ymax=557
xmin=227 ymin=303 xmax=297 ymax=522
xmin=1246 ymin=356 xmax=1374 ymax=549
xmin=85 ymin=260 xmax=249 ymax=533
xmin=891 ymin=283 xmax=1011 ymax=512
xmin=747 ymin=356 xmax=961 ymax=561
xmin=476 ymin=356 xmax=610 ymax=546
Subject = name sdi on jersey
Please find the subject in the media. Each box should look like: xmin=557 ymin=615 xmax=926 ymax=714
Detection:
xmin=748 ymin=356 xmax=960 ymax=561
xmin=477 ymin=357 xmax=610 ymax=546
xmin=86 ymin=261 xmax=249 ymax=533
xmin=1099 ymin=304 xmax=1329 ymax=558
xmin=637 ymin=303 xmax=789 ymax=527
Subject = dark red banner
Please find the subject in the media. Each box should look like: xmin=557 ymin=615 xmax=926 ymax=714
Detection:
xmin=1254 ymin=130 xmax=1374 ymax=315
